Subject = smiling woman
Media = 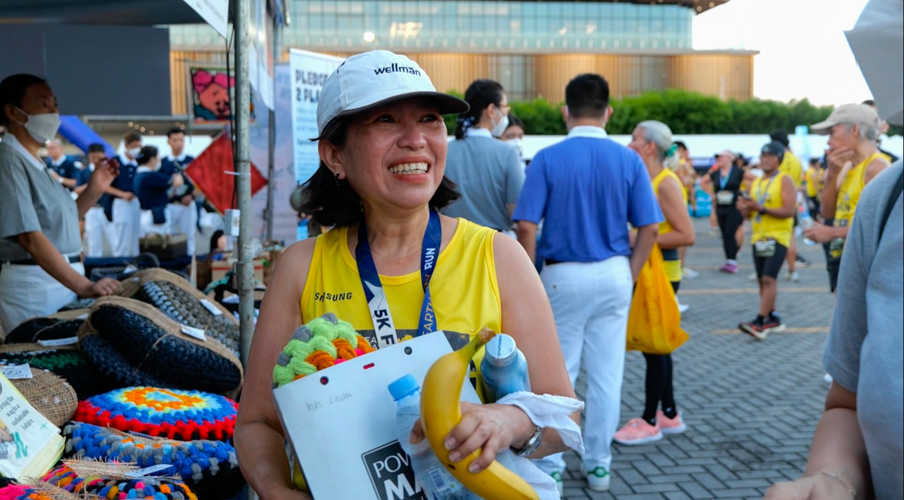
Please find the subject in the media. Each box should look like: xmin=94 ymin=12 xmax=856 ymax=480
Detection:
xmin=234 ymin=51 xmax=579 ymax=499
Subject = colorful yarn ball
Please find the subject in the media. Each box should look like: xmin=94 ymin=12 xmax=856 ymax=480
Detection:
xmin=43 ymin=464 xmax=198 ymax=500
xmin=74 ymin=387 xmax=237 ymax=441
xmin=272 ymin=314 xmax=375 ymax=388
xmin=64 ymin=422 xmax=245 ymax=500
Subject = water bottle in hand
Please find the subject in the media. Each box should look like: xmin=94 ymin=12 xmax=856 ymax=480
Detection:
xmin=389 ymin=375 xmax=477 ymax=500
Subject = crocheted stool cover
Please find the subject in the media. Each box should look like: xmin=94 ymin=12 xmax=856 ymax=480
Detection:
xmin=64 ymin=422 xmax=245 ymax=500
xmin=0 ymin=344 xmax=112 ymax=399
xmin=272 ymin=313 xmax=375 ymax=388
xmin=10 ymin=369 xmax=78 ymax=427
xmin=133 ymin=279 xmax=240 ymax=357
xmin=80 ymin=297 xmax=243 ymax=396
xmin=0 ymin=484 xmax=56 ymax=500
xmin=4 ymin=318 xmax=83 ymax=345
xmin=74 ymin=387 xmax=238 ymax=441
xmin=43 ymin=464 xmax=198 ymax=500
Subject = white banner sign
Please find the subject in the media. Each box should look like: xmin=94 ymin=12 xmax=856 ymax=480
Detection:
xmin=290 ymin=49 xmax=343 ymax=188
xmin=182 ymin=0 xmax=229 ymax=39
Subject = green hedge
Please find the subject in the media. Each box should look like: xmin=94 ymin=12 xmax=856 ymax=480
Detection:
xmin=444 ymin=89 xmax=838 ymax=136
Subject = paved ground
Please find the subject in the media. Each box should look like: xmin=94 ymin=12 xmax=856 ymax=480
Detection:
xmin=562 ymin=217 xmax=836 ymax=500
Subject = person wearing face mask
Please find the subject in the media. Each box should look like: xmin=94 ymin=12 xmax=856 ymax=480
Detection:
xmin=500 ymin=114 xmax=527 ymax=169
xmin=134 ymin=145 xmax=185 ymax=239
xmin=43 ymin=139 xmax=83 ymax=193
xmin=101 ymin=131 xmax=143 ymax=258
xmin=80 ymin=143 xmax=113 ymax=258
xmin=0 ymin=74 xmax=122 ymax=336
xmin=442 ymin=79 xmax=525 ymax=233
xmin=160 ymin=128 xmax=197 ymax=255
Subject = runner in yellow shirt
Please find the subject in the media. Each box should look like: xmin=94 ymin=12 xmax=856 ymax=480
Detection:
xmin=736 ymin=142 xmax=796 ymax=340
xmin=803 ymin=104 xmax=891 ymax=292
xmin=805 ymin=157 xmax=825 ymax=220
xmin=770 ymin=130 xmax=808 ymax=281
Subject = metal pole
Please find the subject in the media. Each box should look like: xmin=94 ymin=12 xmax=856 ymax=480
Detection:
xmin=265 ymin=21 xmax=280 ymax=241
xmin=235 ymin=0 xmax=255 ymax=369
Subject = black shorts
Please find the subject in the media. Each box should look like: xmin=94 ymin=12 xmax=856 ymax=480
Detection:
xmin=753 ymin=242 xmax=788 ymax=279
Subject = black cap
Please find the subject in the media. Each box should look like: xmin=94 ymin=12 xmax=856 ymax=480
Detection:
xmin=761 ymin=141 xmax=786 ymax=162
xmin=769 ymin=130 xmax=790 ymax=148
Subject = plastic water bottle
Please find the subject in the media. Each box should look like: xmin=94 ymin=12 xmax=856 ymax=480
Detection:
xmin=388 ymin=375 xmax=477 ymax=500
xmin=798 ymin=205 xmax=816 ymax=246
xmin=480 ymin=334 xmax=531 ymax=403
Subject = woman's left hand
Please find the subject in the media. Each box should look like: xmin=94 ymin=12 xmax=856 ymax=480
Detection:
xmin=88 ymin=158 xmax=119 ymax=192
xmin=410 ymin=402 xmax=533 ymax=473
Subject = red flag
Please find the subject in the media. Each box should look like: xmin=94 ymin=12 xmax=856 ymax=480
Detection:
xmin=185 ymin=132 xmax=268 ymax=214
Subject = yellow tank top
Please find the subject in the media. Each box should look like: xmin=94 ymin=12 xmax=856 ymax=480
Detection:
xmin=779 ymin=151 xmax=804 ymax=188
xmin=293 ymin=219 xmax=501 ymax=492
xmin=751 ymin=171 xmax=794 ymax=247
xmin=834 ymin=152 xmax=886 ymax=230
xmin=805 ymin=167 xmax=822 ymax=198
xmin=300 ymin=218 xmax=502 ymax=352
xmin=652 ymin=168 xmax=686 ymax=283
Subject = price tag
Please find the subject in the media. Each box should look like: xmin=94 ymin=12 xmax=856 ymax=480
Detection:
xmin=1 ymin=364 xmax=33 ymax=380
xmin=76 ymin=313 xmax=89 ymax=320
xmin=124 ymin=264 xmax=139 ymax=274
xmin=181 ymin=325 xmax=206 ymax=341
xmin=199 ymin=299 xmax=223 ymax=316
xmin=124 ymin=464 xmax=175 ymax=478
xmin=38 ymin=337 xmax=79 ymax=347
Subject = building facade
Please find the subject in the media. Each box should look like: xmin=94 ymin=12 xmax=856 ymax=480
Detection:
xmin=169 ymin=0 xmax=754 ymax=114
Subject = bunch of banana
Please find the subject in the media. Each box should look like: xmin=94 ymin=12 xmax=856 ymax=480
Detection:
xmin=420 ymin=328 xmax=540 ymax=500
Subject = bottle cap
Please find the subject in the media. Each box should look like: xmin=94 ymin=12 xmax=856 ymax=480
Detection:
xmin=388 ymin=374 xmax=420 ymax=401
xmin=485 ymin=334 xmax=517 ymax=367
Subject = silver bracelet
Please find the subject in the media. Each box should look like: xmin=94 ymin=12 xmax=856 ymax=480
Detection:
xmin=811 ymin=471 xmax=856 ymax=500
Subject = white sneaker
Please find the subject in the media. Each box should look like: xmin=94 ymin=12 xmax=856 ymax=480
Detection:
xmin=824 ymin=373 xmax=833 ymax=383
xmin=784 ymin=270 xmax=799 ymax=282
xmin=584 ymin=466 xmax=611 ymax=492
xmin=682 ymin=267 xmax=699 ymax=279
xmin=678 ymin=302 xmax=690 ymax=314
xmin=748 ymin=272 xmax=758 ymax=281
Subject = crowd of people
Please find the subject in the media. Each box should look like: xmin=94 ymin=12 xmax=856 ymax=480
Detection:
xmin=1 ymin=47 xmax=900 ymax=499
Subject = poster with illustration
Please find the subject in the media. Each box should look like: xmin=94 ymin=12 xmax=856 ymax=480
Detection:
xmin=189 ymin=67 xmax=255 ymax=123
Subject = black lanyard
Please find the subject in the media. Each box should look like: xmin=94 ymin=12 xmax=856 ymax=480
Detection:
xmin=355 ymin=209 xmax=441 ymax=349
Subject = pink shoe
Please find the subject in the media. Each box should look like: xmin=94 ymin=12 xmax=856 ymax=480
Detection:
xmin=656 ymin=411 xmax=687 ymax=435
xmin=719 ymin=262 xmax=738 ymax=274
xmin=614 ymin=418 xmax=663 ymax=445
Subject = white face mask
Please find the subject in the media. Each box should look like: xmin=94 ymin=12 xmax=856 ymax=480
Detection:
xmin=15 ymin=107 xmax=61 ymax=145
xmin=505 ymin=138 xmax=524 ymax=158
xmin=128 ymin=147 xmax=142 ymax=159
xmin=490 ymin=106 xmax=509 ymax=138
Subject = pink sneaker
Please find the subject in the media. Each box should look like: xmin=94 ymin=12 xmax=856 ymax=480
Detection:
xmin=719 ymin=262 xmax=738 ymax=274
xmin=614 ymin=418 xmax=663 ymax=445
xmin=656 ymin=411 xmax=687 ymax=435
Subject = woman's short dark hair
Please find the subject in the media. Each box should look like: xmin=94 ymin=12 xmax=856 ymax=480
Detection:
xmin=506 ymin=114 xmax=525 ymax=133
xmin=0 ymin=74 xmax=47 ymax=128
xmin=137 ymin=145 xmax=158 ymax=165
xmin=300 ymin=116 xmax=460 ymax=228
xmin=454 ymin=79 xmax=505 ymax=140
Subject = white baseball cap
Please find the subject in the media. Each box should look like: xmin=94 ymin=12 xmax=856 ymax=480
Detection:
xmin=809 ymin=103 xmax=881 ymax=135
xmin=316 ymin=50 xmax=469 ymax=137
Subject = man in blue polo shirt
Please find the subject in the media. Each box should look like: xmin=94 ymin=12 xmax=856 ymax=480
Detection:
xmin=105 ymin=131 xmax=143 ymax=257
xmin=160 ymin=127 xmax=197 ymax=255
xmin=44 ymin=139 xmax=83 ymax=193
xmin=514 ymin=73 xmax=662 ymax=493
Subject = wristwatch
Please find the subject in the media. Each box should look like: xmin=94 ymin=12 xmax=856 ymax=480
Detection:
xmin=758 ymin=207 xmax=767 ymax=215
xmin=512 ymin=426 xmax=543 ymax=457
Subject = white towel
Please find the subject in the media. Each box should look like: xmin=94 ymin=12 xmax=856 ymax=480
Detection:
xmin=497 ymin=392 xmax=585 ymax=500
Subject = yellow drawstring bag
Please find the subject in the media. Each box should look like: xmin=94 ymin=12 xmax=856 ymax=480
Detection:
xmin=626 ymin=245 xmax=688 ymax=354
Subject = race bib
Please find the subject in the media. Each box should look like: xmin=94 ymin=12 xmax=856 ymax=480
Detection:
xmin=754 ymin=239 xmax=777 ymax=258
xmin=716 ymin=191 xmax=735 ymax=205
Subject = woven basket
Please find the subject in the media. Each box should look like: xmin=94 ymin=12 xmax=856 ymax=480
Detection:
xmin=43 ymin=462 xmax=198 ymax=500
xmin=4 ymin=318 xmax=84 ymax=345
xmin=79 ymin=297 xmax=243 ymax=396
xmin=0 ymin=344 xmax=112 ymax=400
xmin=73 ymin=387 xmax=238 ymax=441
xmin=10 ymin=369 xmax=78 ymax=427
xmin=64 ymin=422 xmax=245 ymax=499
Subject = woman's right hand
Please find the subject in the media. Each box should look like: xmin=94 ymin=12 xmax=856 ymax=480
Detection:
xmin=79 ymin=278 xmax=122 ymax=298
xmin=763 ymin=474 xmax=855 ymax=500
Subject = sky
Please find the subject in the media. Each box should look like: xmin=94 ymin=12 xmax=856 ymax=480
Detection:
xmin=693 ymin=0 xmax=872 ymax=106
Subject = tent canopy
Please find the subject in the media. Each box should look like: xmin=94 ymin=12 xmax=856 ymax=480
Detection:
xmin=0 ymin=0 xmax=218 ymax=25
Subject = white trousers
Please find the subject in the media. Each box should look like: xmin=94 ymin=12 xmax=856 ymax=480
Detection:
xmin=84 ymin=206 xmax=109 ymax=258
xmin=107 ymin=197 xmax=141 ymax=257
xmin=533 ymin=256 xmax=633 ymax=473
xmin=0 ymin=259 xmax=83 ymax=336
xmin=167 ymin=203 xmax=198 ymax=256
